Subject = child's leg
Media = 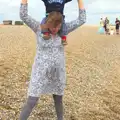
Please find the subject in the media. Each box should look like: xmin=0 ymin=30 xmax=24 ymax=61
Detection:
xmin=60 ymin=16 xmax=68 ymax=45
xmin=41 ymin=17 xmax=49 ymax=33
xmin=60 ymin=16 xmax=68 ymax=36
xmin=41 ymin=17 xmax=51 ymax=40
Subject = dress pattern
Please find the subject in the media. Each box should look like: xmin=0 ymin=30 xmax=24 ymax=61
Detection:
xmin=20 ymin=3 xmax=86 ymax=97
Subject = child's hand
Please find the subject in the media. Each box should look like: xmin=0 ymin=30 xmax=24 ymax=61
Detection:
xmin=45 ymin=22 xmax=54 ymax=29
xmin=41 ymin=23 xmax=52 ymax=30
xmin=41 ymin=24 xmax=48 ymax=30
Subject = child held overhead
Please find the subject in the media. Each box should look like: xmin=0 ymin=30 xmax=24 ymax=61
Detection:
xmin=41 ymin=0 xmax=72 ymax=45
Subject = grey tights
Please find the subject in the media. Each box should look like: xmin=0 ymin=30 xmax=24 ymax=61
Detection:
xmin=19 ymin=95 xmax=63 ymax=120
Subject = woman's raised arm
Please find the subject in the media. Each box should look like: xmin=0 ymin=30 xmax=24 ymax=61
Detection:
xmin=20 ymin=0 xmax=40 ymax=33
xmin=66 ymin=0 xmax=86 ymax=34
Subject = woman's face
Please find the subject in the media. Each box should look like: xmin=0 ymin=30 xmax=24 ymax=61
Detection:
xmin=48 ymin=23 xmax=62 ymax=35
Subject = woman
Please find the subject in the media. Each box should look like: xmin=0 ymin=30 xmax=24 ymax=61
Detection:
xmin=98 ymin=18 xmax=105 ymax=34
xmin=115 ymin=18 xmax=120 ymax=35
xmin=19 ymin=0 xmax=86 ymax=119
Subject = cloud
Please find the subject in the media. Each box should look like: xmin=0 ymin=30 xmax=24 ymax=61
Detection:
xmin=87 ymin=0 xmax=120 ymax=13
xmin=0 ymin=0 xmax=77 ymax=23
xmin=0 ymin=0 xmax=120 ymax=24
xmin=86 ymin=0 xmax=120 ymax=24
xmin=0 ymin=0 xmax=45 ymax=23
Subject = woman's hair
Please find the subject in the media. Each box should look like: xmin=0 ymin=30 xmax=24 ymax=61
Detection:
xmin=46 ymin=11 xmax=63 ymax=27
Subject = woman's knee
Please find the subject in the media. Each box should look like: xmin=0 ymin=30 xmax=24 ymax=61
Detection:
xmin=26 ymin=96 xmax=39 ymax=108
xmin=53 ymin=94 xmax=63 ymax=102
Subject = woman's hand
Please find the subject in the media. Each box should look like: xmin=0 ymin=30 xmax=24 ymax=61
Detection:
xmin=78 ymin=0 xmax=84 ymax=9
xmin=21 ymin=0 xmax=27 ymax=4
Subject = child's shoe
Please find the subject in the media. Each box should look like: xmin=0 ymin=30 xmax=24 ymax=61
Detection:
xmin=61 ymin=36 xmax=67 ymax=45
xmin=42 ymin=32 xmax=51 ymax=40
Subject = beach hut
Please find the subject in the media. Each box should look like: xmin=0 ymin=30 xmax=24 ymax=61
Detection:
xmin=3 ymin=20 xmax=12 ymax=25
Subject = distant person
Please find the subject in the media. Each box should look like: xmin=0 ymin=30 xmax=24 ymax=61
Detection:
xmin=104 ymin=17 xmax=109 ymax=34
xmin=100 ymin=18 xmax=104 ymax=27
xmin=98 ymin=18 xmax=105 ymax=34
xmin=110 ymin=28 xmax=115 ymax=35
xmin=115 ymin=18 xmax=120 ymax=35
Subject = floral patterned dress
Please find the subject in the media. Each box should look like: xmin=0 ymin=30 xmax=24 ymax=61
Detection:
xmin=20 ymin=3 xmax=86 ymax=97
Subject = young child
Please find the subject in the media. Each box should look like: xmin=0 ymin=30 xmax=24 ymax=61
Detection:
xmin=41 ymin=0 xmax=72 ymax=45
xmin=110 ymin=28 xmax=115 ymax=35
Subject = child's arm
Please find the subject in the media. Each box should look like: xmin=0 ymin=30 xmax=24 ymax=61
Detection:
xmin=65 ymin=0 xmax=86 ymax=34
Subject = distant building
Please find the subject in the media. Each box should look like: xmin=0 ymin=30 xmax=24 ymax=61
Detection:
xmin=3 ymin=20 xmax=12 ymax=25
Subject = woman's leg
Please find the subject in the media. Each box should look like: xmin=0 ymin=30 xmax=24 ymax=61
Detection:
xmin=19 ymin=96 xmax=39 ymax=120
xmin=53 ymin=94 xmax=64 ymax=120
xmin=117 ymin=29 xmax=119 ymax=34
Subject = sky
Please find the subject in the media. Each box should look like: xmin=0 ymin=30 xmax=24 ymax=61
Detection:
xmin=0 ymin=0 xmax=120 ymax=25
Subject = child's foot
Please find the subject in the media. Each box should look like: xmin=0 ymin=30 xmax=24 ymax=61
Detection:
xmin=42 ymin=32 xmax=51 ymax=40
xmin=62 ymin=40 xmax=68 ymax=45
xmin=61 ymin=36 xmax=67 ymax=46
